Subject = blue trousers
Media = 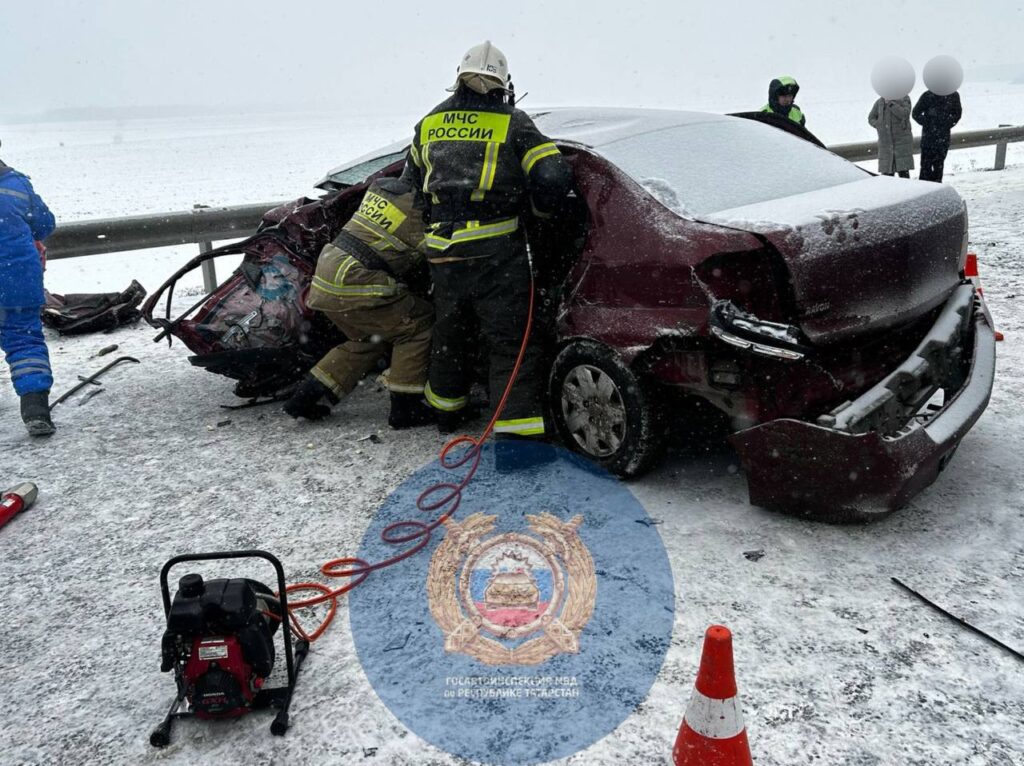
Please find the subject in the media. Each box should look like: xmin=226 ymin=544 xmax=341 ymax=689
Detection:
xmin=0 ymin=306 xmax=52 ymax=396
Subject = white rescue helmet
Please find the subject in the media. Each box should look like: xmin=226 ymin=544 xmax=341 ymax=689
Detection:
xmin=448 ymin=40 xmax=509 ymax=94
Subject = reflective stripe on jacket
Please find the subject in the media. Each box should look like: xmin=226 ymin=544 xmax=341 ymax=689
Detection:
xmin=307 ymin=179 xmax=427 ymax=312
xmin=402 ymin=89 xmax=568 ymax=253
xmin=760 ymin=103 xmax=805 ymax=126
xmin=422 ymin=217 xmax=520 ymax=252
xmin=762 ymin=76 xmax=806 ymax=127
xmin=309 ymin=243 xmax=400 ymax=300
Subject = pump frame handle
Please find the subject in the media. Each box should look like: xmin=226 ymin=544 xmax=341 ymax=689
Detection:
xmin=158 ymin=550 xmax=299 ymax=687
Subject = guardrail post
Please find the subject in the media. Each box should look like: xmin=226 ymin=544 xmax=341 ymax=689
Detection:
xmin=994 ymin=124 xmax=1011 ymax=170
xmin=994 ymin=142 xmax=1007 ymax=171
xmin=199 ymin=240 xmax=217 ymax=292
xmin=193 ymin=204 xmax=217 ymax=292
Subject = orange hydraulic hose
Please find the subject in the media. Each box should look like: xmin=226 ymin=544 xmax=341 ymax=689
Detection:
xmin=281 ymin=273 xmax=537 ymax=642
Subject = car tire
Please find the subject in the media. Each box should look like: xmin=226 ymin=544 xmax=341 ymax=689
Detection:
xmin=548 ymin=340 xmax=665 ymax=478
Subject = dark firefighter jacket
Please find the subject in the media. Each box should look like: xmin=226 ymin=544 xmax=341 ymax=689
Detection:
xmin=761 ymin=76 xmax=806 ymax=127
xmin=307 ymin=178 xmax=428 ymax=312
xmin=401 ymin=88 xmax=572 ymax=254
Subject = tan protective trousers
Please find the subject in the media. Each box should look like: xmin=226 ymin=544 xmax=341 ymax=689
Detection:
xmin=310 ymin=293 xmax=433 ymax=399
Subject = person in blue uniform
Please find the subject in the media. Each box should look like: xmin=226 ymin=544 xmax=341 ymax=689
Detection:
xmin=0 ymin=144 xmax=57 ymax=435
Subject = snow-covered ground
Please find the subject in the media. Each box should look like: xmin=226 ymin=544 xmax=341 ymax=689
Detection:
xmin=1 ymin=109 xmax=1022 ymax=765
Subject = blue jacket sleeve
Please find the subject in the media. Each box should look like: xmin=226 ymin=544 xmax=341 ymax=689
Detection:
xmin=23 ymin=178 xmax=56 ymax=240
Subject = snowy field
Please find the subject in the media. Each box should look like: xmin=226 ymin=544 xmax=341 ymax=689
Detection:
xmin=1 ymin=78 xmax=1022 ymax=296
xmin=1 ymin=97 xmax=1023 ymax=765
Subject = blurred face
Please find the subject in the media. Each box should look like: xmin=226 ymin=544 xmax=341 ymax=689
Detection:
xmin=778 ymin=93 xmax=795 ymax=107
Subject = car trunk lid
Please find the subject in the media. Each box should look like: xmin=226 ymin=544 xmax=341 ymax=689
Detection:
xmin=699 ymin=177 xmax=967 ymax=345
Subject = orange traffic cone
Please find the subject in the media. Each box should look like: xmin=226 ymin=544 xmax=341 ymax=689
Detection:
xmin=965 ymin=253 xmax=1005 ymax=341
xmin=673 ymin=625 xmax=753 ymax=766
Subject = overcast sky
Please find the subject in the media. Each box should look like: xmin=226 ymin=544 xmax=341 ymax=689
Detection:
xmin=2 ymin=0 xmax=1021 ymax=116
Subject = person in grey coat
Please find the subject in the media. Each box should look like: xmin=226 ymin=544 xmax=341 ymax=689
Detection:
xmin=868 ymin=96 xmax=914 ymax=177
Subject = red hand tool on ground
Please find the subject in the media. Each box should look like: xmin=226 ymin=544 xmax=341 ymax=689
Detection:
xmin=0 ymin=483 xmax=38 ymax=531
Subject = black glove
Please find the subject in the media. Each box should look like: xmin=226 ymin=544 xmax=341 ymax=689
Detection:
xmin=283 ymin=375 xmax=332 ymax=420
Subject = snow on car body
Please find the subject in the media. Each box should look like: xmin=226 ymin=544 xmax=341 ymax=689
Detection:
xmin=320 ymin=107 xmax=997 ymax=518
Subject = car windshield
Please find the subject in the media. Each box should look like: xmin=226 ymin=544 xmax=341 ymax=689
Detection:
xmin=327 ymin=151 xmax=407 ymax=187
xmin=595 ymin=119 xmax=867 ymax=216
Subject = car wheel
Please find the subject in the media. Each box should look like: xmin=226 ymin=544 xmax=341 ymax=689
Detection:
xmin=548 ymin=340 xmax=664 ymax=477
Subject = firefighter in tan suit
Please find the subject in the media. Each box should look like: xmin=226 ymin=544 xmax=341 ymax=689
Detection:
xmin=283 ymin=177 xmax=435 ymax=428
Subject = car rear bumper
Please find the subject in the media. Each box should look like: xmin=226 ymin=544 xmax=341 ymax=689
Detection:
xmin=729 ymin=283 xmax=996 ymax=520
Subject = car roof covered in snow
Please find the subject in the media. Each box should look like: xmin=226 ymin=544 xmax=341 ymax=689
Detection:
xmin=316 ymin=107 xmax=730 ymax=189
xmin=532 ymin=107 xmax=728 ymax=147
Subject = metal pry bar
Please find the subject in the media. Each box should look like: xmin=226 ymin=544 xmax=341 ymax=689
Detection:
xmin=891 ymin=576 xmax=1024 ymax=663
xmin=50 ymin=356 xmax=140 ymax=409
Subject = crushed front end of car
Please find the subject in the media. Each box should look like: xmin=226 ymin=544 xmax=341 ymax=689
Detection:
xmin=729 ymin=283 xmax=995 ymax=520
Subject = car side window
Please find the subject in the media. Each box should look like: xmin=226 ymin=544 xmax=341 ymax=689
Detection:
xmin=328 ymin=152 xmax=408 ymax=188
xmin=597 ymin=122 xmax=866 ymax=215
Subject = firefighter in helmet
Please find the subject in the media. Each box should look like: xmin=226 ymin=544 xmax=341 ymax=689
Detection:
xmin=401 ymin=41 xmax=573 ymax=439
xmin=761 ymin=76 xmax=807 ymax=126
xmin=283 ymin=177 xmax=436 ymax=428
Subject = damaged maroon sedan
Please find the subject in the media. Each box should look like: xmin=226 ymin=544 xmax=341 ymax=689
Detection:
xmin=151 ymin=108 xmax=996 ymax=520
xmin=526 ymin=108 xmax=995 ymax=519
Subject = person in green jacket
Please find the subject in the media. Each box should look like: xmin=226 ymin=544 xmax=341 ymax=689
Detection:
xmin=761 ymin=76 xmax=806 ymax=126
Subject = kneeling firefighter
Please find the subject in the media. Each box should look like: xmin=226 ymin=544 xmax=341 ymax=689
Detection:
xmin=283 ymin=178 xmax=435 ymax=428
xmin=401 ymin=41 xmax=573 ymax=438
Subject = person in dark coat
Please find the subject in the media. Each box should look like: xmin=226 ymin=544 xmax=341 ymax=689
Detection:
xmin=0 ymin=143 xmax=57 ymax=435
xmin=913 ymin=90 xmax=962 ymax=182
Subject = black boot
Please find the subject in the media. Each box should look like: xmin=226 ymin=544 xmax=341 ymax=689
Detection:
xmin=388 ymin=393 xmax=436 ymax=430
xmin=282 ymin=375 xmax=332 ymax=421
xmin=21 ymin=391 xmax=56 ymax=437
xmin=437 ymin=406 xmax=480 ymax=435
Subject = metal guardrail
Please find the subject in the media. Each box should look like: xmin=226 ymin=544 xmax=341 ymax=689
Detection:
xmin=45 ymin=124 xmax=1024 ymax=292
xmin=46 ymin=201 xmax=285 ymax=293
xmin=829 ymin=124 xmax=1024 ymax=166
xmin=46 ymin=201 xmax=280 ymax=260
